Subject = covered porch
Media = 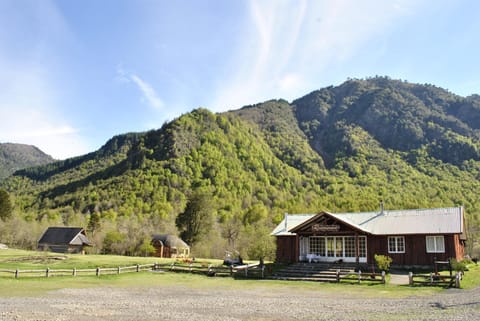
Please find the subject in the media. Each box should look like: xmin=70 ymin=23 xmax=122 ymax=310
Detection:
xmin=291 ymin=212 xmax=370 ymax=264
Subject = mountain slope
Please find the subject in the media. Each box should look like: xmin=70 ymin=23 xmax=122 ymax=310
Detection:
xmin=0 ymin=143 xmax=54 ymax=180
xmin=2 ymin=77 xmax=480 ymax=258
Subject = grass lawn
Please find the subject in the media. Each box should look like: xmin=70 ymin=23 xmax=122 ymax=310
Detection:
xmin=0 ymin=248 xmax=478 ymax=298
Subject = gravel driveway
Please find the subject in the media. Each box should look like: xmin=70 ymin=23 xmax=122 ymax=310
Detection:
xmin=0 ymin=284 xmax=479 ymax=321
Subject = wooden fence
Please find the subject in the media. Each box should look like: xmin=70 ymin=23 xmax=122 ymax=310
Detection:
xmin=0 ymin=263 xmax=156 ymax=278
xmin=408 ymin=272 xmax=461 ymax=288
xmin=0 ymin=262 xmax=266 ymax=279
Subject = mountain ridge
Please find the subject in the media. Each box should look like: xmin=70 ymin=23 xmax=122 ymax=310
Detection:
xmin=2 ymin=77 xmax=479 ymax=258
xmin=0 ymin=143 xmax=55 ymax=181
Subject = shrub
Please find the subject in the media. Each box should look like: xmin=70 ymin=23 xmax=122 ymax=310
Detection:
xmin=374 ymin=254 xmax=393 ymax=272
xmin=450 ymin=258 xmax=468 ymax=272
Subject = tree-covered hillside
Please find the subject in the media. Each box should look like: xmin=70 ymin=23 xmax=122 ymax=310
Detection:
xmin=0 ymin=143 xmax=54 ymax=180
xmin=1 ymin=77 xmax=480 ymax=259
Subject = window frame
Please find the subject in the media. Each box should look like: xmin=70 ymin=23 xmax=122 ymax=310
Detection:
xmin=426 ymin=235 xmax=445 ymax=253
xmin=388 ymin=236 xmax=405 ymax=254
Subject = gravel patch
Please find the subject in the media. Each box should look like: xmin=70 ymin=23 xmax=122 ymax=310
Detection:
xmin=0 ymin=284 xmax=479 ymax=321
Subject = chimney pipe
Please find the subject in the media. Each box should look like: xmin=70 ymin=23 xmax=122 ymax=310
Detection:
xmin=284 ymin=213 xmax=288 ymax=231
xmin=380 ymin=201 xmax=384 ymax=214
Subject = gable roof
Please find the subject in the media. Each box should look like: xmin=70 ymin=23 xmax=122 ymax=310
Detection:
xmin=152 ymin=234 xmax=190 ymax=249
xmin=271 ymin=214 xmax=315 ymax=236
xmin=273 ymin=206 xmax=465 ymax=236
xmin=38 ymin=227 xmax=91 ymax=246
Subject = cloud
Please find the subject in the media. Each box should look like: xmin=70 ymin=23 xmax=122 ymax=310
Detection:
xmin=116 ymin=66 xmax=164 ymax=110
xmin=0 ymin=0 xmax=91 ymax=160
xmin=0 ymin=62 xmax=91 ymax=159
xmin=211 ymin=0 xmax=423 ymax=110
xmin=130 ymin=75 xmax=164 ymax=110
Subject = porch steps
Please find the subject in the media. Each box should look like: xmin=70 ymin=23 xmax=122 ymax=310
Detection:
xmin=270 ymin=262 xmax=369 ymax=282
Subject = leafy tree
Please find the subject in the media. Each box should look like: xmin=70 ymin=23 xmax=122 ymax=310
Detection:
xmin=176 ymin=190 xmax=214 ymax=246
xmin=0 ymin=189 xmax=13 ymax=221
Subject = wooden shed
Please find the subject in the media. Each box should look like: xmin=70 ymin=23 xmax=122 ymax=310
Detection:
xmin=152 ymin=234 xmax=190 ymax=258
xmin=38 ymin=227 xmax=92 ymax=254
xmin=272 ymin=206 xmax=466 ymax=267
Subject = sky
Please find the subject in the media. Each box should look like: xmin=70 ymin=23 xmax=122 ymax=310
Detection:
xmin=0 ymin=0 xmax=479 ymax=160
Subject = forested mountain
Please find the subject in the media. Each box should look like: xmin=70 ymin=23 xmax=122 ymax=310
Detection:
xmin=0 ymin=143 xmax=54 ymax=180
xmin=1 ymin=77 xmax=480 ymax=259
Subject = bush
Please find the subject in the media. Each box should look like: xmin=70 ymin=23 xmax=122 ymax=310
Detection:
xmin=450 ymin=258 xmax=468 ymax=272
xmin=374 ymin=254 xmax=393 ymax=272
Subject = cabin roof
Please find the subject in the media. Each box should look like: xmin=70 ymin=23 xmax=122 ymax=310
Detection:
xmin=152 ymin=234 xmax=190 ymax=249
xmin=38 ymin=227 xmax=92 ymax=245
xmin=272 ymin=206 xmax=465 ymax=236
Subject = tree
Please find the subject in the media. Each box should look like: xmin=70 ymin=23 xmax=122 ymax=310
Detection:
xmin=175 ymin=190 xmax=214 ymax=246
xmin=0 ymin=189 xmax=13 ymax=221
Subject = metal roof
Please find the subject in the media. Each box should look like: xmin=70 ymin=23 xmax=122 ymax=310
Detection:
xmin=273 ymin=207 xmax=464 ymax=236
xmin=271 ymin=214 xmax=315 ymax=236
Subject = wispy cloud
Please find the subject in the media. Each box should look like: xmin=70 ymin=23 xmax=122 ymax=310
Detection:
xmin=0 ymin=1 xmax=90 ymax=160
xmin=116 ymin=66 xmax=164 ymax=110
xmin=0 ymin=63 xmax=91 ymax=159
xmin=211 ymin=0 xmax=423 ymax=110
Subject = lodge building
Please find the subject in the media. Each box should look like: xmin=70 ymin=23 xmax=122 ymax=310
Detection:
xmin=272 ymin=206 xmax=466 ymax=267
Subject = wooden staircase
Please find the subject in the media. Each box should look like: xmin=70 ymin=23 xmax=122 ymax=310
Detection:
xmin=270 ymin=262 xmax=369 ymax=282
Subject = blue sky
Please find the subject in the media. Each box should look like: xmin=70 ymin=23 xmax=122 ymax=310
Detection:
xmin=0 ymin=0 xmax=479 ymax=159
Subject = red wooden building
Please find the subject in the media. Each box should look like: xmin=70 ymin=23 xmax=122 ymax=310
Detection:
xmin=272 ymin=206 xmax=466 ymax=267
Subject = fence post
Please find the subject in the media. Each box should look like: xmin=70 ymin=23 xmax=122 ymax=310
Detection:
xmin=73 ymin=268 xmax=76 ymax=277
xmin=381 ymin=271 xmax=386 ymax=284
xmin=117 ymin=266 xmax=121 ymax=275
xmin=96 ymin=267 xmax=100 ymax=277
xmin=136 ymin=264 xmax=140 ymax=272
xmin=336 ymin=269 xmax=340 ymax=283
xmin=261 ymin=265 xmax=265 ymax=278
xmin=455 ymin=272 xmax=461 ymax=288
xmin=230 ymin=265 xmax=233 ymax=276
xmin=358 ymin=270 xmax=361 ymax=284
xmin=430 ymin=272 xmax=433 ymax=285
xmin=245 ymin=265 xmax=248 ymax=277
xmin=15 ymin=269 xmax=19 ymax=279
xmin=46 ymin=268 xmax=49 ymax=278
xmin=189 ymin=263 xmax=193 ymax=273
xmin=408 ymin=272 xmax=413 ymax=286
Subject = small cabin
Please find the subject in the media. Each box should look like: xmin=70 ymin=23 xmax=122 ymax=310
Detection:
xmin=152 ymin=234 xmax=190 ymax=258
xmin=38 ymin=227 xmax=92 ymax=254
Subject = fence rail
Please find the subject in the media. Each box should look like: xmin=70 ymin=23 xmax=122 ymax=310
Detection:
xmin=0 ymin=262 xmax=265 ymax=279
xmin=409 ymin=272 xmax=461 ymax=288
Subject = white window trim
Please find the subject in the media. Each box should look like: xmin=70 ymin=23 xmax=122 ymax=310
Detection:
xmin=426 ymin=235 xmax=445 ymax=253
xmin=388 ymin=236 xmax=405 ymax=253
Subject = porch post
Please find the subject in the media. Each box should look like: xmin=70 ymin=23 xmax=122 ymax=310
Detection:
xmin=355 ymin=233 xmax=360 ymax=265
xmin=295 ymin=234 xmax=300 ymax=262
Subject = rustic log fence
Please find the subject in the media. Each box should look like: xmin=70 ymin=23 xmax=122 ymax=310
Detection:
xmin=0 ymin=262 xmax=265 ymax=279
xmin=408 ymin=271 xmax=461 ymax=288
xmin=0 ymin=263 xmax=157 ymax=279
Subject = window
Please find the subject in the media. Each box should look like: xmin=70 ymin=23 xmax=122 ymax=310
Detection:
xmin=309 ymin=237 xmax=325 ymax=256
xmin=344 ymin=237 xmax=356 ymax=257
xmin=388 ymin=236 xmax=405 ymax=253
xmin=426 ymin=236 xmax=445 ymax=253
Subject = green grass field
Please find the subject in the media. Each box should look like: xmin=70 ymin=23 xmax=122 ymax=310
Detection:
xmin=0 ymin=248 xmax=478 ymax=298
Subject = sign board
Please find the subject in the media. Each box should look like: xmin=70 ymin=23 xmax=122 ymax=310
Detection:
xmin=312 ymin=223 xmax=340 ymax=232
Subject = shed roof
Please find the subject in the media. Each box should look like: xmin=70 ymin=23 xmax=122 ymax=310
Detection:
xmin=38 ymin=227 xmax=92 ymax=245
xmin=273 ymin=206 xmax=465 ymax=236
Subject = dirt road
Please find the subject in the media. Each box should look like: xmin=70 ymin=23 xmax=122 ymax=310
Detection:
xmin=1 ymin=283 xmax=479 ymax=321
